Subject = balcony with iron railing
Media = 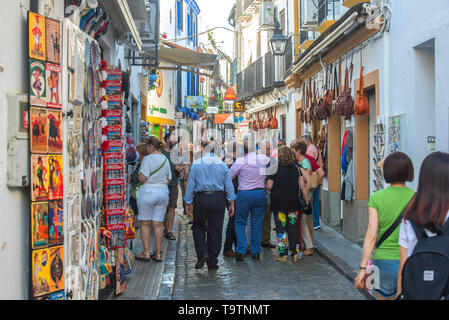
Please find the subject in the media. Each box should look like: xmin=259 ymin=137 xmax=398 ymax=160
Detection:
xmin=317 ymin=0 xmax=342 ymax=34
xmin=235 ymin=0 xmax=265 ymax=24
xmin=236 ymin=51 xmax=285 ymax=100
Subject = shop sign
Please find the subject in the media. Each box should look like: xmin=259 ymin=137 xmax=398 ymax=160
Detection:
xmin=175 ymin=112 xmax=183 ymax=119
xmin=234 ymin=101 xmax=245 ymax=112
xmin=224 ymin=87 xmax=237 ymax=101
xmin=186 ymin=96 xmax=205 ymax=108
xmin=206 ymin=106 xmax=219 ymax=114
xmin=214 ymin=113 xmax=234 ymax=124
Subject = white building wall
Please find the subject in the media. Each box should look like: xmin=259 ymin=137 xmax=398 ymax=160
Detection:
xmin=388 ymin=0 xmax=449 ymax=187
xmin=0 ymin=0 xmax=32 ymax=300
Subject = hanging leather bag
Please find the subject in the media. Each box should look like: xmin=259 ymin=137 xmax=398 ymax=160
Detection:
xmin=270 ymin=106 xmax=278 ymax=129
xmin=316 ymin=68 xmax=331 ymax=120
xmin=305 ymin=80 xmax=312 ymax=123
xmin=343 ymin=62 xmax=355 ymax=120
xmin=354 ymin=48 xmax=369 ymax=116
xmin=336 ymin=58 xmax=354 ymax=118
xmin=299 ymin=86 xmax=305 ymax=123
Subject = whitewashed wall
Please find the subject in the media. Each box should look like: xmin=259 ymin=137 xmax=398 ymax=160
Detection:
xmin=0 ymin=0 xmax=32 ymax=300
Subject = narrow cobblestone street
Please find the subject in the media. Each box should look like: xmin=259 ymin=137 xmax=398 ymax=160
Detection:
xmin=171 ymin=214 xmax=367 ymax=300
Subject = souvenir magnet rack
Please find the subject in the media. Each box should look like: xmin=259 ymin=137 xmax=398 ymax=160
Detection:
xmin=28 ymin=10 xmax=65 ymax=300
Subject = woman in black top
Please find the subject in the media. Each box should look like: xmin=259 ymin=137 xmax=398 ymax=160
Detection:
xmin=267 ymin=146 xmax=307 ymax=262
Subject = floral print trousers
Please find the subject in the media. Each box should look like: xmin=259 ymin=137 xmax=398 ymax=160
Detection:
xmin=273 ymin=211 xmax=300 ymax=257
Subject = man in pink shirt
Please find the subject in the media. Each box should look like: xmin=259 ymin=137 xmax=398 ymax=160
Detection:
xmin=230 ymin=136 xmax=270 ymax=261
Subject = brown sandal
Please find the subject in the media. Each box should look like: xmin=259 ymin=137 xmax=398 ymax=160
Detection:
xmin=135 ymin=252 xmax=151 ymax=261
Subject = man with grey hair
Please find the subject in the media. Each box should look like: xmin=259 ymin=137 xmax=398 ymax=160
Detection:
xmin=301 ymin=134 xmax=323 ymax=230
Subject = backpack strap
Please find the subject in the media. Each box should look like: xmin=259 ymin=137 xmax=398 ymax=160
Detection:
xmin=375 ymin=205 xmax=408 ymax=249
xmin=410 ymin=219 xmax=427 ymax=241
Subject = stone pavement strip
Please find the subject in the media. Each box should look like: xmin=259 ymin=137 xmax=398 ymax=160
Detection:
xmin=110 ymin=210 xmax=371 ymax=300
xmin=171 ymin=214 xmax=367 ymax=300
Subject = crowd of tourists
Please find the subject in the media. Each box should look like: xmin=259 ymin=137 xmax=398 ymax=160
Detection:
xmin=129 ymin=131 xmax=449 ymax=300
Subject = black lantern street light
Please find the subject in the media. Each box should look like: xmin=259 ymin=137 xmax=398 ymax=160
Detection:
xmin=269 ymin=20 xmax=288 ymax=56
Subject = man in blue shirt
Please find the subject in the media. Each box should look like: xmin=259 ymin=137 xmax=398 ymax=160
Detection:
xmin=184 ymin=141 xmax=236 ymax=271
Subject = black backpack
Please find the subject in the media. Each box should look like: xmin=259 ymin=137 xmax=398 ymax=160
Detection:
xmin=399 ymin=219 xmax=449 ymax=300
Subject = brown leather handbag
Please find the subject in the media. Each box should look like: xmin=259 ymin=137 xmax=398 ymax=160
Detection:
xmin=252 ymin=117 xmax=259 ymax=131
xmin=316 ymin=68 xmax=331 ymax=120
xmin=354 ymin=50 xmax=369 ymax=116
xmin=343 ymin=63 xmax=355 ymax=120
xmin=305 ymin=80 xmax=312 ymax=123
xmin=336 ymin=61 xmax=354 ymax=119
xmin=270 ymin=107 xmax=278 ymax=129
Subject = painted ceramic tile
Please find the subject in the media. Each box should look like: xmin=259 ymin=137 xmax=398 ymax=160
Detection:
xmin=49 ymin=245 xmax=64 ymax=293
xmin=29 ymin=12 xmax=46 ymax=61
xmin=30 ymin=60 xmax=46 ymax=106
xmin=30 ymin=107 xmax=47 ymax=153
xmin=31 ymin=154 xmax=49 ymax=201
xmin=32 ymin=248 xmax=50 ymax=298
xmin=46 ymin=63 xmax=62 ymax=109
xmin=47 ymin=109 xmax=62 ymax=153
xmin=45 ymin=18 xmax=60 ymax=64
xmin=48 ymin=200 xmax=63 ymax=245
xmin=48 ymin=155 xmax=63 ymax=200
xmin=31 ymin=202 xmax=49 ymax=249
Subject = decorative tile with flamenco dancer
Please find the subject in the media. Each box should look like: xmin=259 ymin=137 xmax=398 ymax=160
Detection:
xmin=49 ymin=245 xmax=64 ymax=293
xmin=47 ymin=110 xmax=62 ymax=153
xmin=29 ymin=12 xmax=46 ymax=61
xmin=45 ymin=18 xmax=60 ymax=64
xmin=30 ymin=107 xmax=47 ymax=153
xmin=30 ymin=60 xmax=46 ymax=107
xmin=48 ymin=155 xmax=63 ymax=200
xmin=46 ymin=63 xmax=62 ymax=109
xmin=48 ymin=200 xmax=63 ymax=246
xmin=31 ymin=202 xmax=49 ymax=249
xmin=31 ymin=154 xmax=49 ymax=202
xmin=32 ymin=248 xmax=50 ymax=298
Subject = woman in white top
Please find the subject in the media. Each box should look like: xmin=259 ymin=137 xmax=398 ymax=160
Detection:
xmin=397 ymin=152 xmax=449 ymax=297
xmin=136 ymin=136 xmax=172 ymax=262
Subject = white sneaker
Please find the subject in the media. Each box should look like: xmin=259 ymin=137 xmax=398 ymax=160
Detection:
xmin=314 ymin=226 xmax=321 ymax=230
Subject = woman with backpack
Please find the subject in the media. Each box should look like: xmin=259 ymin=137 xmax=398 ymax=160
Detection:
xmin=354 ymin=152 xmax=415 ymax=300
xmin=135 ymin=136 xmax=172 ymax=262
xmin=396 ymin=152 xmax=449 ymax=300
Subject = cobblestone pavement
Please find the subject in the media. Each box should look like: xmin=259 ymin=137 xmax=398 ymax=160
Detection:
xmin=171 ymin=214 xmax=367 ymax=300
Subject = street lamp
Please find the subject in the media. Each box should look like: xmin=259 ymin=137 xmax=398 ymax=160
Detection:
xmin=269 ymin=21 xmax=288 ymax=56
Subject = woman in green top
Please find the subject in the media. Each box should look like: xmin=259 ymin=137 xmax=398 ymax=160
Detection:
xmin=354 ymin=152 xmax=415 ymax=300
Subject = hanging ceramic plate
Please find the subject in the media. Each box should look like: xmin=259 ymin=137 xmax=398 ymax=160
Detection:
xmin=88 ymin=129 xmax=95 ymax=157
xmin=96 ymin=190 xmax=100 ymax=211
xmin=91 ymin=170 xmax=97 ymax=193
xmin=83 ymin=118 xmax=89 ymax=143
xmin=90 ymin=41 xmax=100 ymax=69
xmin=84 ymin=152 xmax=89 ymax=170
xmin=93 ymin=69 xmax=101 ymax=105
xmin=96 ymin=148 xmax=102 ymax=168
xmin=86 ymin=194 xmax=91 ymax=219
xmin=88 ymin=101 xmax=94 ymax=122
xmin=85 ymin=66 xmax=94 ymax=103
xmin=91 ymin=195 xmax=96 ymax=218
xmin=81 ymin=193 xmax=87 ymax=220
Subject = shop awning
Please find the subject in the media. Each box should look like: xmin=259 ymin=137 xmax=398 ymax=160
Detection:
xmin=100 ymin=0 xmax=143 ymax=50
xmin=147 ymin=116 xmax=175 ymax=126
xmin=158 ymin=41 xmax=217 ymax=71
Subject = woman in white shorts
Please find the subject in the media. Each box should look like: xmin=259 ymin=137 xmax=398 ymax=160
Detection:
xmin=136 ymin=136 xmax=172 ymax=262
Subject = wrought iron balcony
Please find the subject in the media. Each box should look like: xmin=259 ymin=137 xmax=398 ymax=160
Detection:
xmin=318 ymin=0 xmax=341 ymax=28
xmin=236 ymin=52 xmax=284 ymax=100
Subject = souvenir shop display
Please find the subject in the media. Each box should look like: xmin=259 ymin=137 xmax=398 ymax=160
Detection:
xmin=98 ymin=64 xmax=129 ymax=296
xmin=373 ymin=121 xmax=386 ymax=192
xmin=28 ymin=11 xmax=66 ymax=300
xmin=65 ymin=20 xmax=104 ymax=300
